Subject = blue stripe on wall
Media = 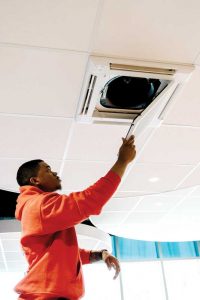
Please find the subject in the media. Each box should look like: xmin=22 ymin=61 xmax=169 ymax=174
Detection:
xmin=111 ymin=236 xmax=200 ymax=260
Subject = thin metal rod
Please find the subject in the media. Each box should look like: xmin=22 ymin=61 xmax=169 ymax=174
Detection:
xmin=157 ymin=242 xmax=169 ymax=300
xmin=115 ymin=236 xmax=125 ymax=300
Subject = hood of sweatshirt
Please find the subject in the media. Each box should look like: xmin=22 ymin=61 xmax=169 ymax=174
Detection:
xmin=15 ymin=185 xmax=44 ymax=221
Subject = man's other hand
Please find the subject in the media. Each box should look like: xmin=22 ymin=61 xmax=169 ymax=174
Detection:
xmin=102 ymin=250 xmax=120 ymax=280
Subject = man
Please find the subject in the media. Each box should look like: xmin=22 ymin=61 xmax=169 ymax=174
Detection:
xmin=15 ymin=135 xmax=136 ymax=300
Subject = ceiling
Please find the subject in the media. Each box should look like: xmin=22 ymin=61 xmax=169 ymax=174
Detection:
xmin=0 ymin=0 xmax=200 ymax=241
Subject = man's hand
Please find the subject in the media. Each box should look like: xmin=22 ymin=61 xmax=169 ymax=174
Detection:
xmin=111 ymin=135 xmax=136 ymax=178
xmin=118 ymin=135 xmax=136 ymax=164
xmin=102 ymin=250 xmax=120 ymax=280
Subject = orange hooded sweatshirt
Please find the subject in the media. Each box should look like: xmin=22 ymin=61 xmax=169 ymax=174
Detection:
xmin=15 ymin=170 xmax=120 ymax=300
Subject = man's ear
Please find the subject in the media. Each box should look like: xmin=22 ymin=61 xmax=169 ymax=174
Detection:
xmin=30 ymin=177 xmax=40 ymax=186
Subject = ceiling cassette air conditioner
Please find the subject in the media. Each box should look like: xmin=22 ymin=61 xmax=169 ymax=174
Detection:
xmin=76 ymin=56 xmax=194 ymax=132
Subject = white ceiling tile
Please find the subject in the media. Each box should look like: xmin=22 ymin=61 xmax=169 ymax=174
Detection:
xmin=179 ymin=165 xmax=200 ymax=189
xmin=190 ymin=186 xmax=200 ymax=197
xmin=4 ymin=251 xmax=25 ymax=262
xmin=133 ymin=194 xmax=183 ymax=212
xmin=0 ymin=158 xmax=62 ymax=191
xmin=161 ymin=210 xmax=200 ymax=225
xmin=1 ymin=240 xmax=21 ymax=252
xmin=91 ymin=212 xmax=129 ymax=225
xmin=66 ymin=123 xmax=129 ymax=161
xmin=123 ymin=212 xmax=166 ymax=225
xmin=120 ymin=163 xmax=193 ymax=193
xmin=0 ymin=233 xmax=21 ymax=239
xmin=102 ymin=196 xmax=141 ymax=212
xmin=195 ymin=53 xmax=200 ymax=65
xmin=0 ymin=251 xmax=4 ymax=262
xmin=160 ymin=187 xmax=195 ymax=197
xmin=0 ymin=261 xmax=6 ymax=271
xmin=174 ymin=197 xmax=200 ymax=213
xmin=163 ymin=68 xmax=200 ymax=127
xmin=0 ymin=0 xmax=99 ymax=51
xmin=0 ymin=220 xmax=20 ymax=234
xmin=137 ymin=126 xmax=200 ymax=165
xmin=0 ymin=46 xmax=87 ymax=117
xmin=92 ymin=0 xmax=200 ymax=63
xmin=0 ymin=116 xmax=72 ymax=159
xmin=6 ymin=260 xmax=28 ymax=272
xmin=60 ymin=161 xmax=111 ymax=191
xmin=114 ymin=191 xmax=149 ymax=197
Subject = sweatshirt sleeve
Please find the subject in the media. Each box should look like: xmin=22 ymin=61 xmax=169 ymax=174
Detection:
xmin=79 ymin=248 xmax=91 ymax=265
xmin=40 ymin=171 xmax=120 ymax=234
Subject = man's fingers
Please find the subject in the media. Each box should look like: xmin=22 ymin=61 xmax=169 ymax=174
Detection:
xmin=124 ymin=135 xmax=134 ymax=144
xmin=105 ymin=257 xmax=121 ymax=280
xmin=106 ymin=258 xmax=112 ymax=270
xmin=112 ymin=263 xmax=120 ymax=280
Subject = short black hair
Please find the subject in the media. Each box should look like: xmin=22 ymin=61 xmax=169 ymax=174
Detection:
xmin=16 ymin=159 xmax=43 ymax=186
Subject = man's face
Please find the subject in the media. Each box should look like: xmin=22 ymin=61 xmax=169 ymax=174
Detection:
xmin=31 ymin=161 xmax=62 ymax=192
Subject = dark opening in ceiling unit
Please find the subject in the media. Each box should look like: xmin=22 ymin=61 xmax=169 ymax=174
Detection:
xmin=100 ymin=76 xmax=169 ymax=111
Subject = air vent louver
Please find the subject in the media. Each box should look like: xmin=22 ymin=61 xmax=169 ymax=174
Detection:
xmin=81 ymin=75 xmax=97 ymax=115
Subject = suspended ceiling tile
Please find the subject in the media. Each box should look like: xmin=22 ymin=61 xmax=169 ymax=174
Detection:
xmin=161 ymin=210 xmax=200 ymax=225
xmin=0 ymin=221 xmax=20 ymax=234
xmin=163 ymin=68 xmax=200 ymax=127
xmin=137 ymin=126 xmax=200 ymax=165
xmin=0 ymin=116 xmax=72 ymax=160
xmin=133 ymin=194 xmax=183 ymax=212
xmin=114 ymin=191 xmax=149 ymax=197
xmin=66 ymin=123 xmax=129 ymax=161
xmin=0 ymin=46 xmax=87 ymax=117
xmin=0 ymin=158 xmax=62 ymax=192
xmin=4 ymin=251 xmax=24 ymax=261
xmin=60 ymin=160 xmax=111 ymax=191
xmin=179 ymin=165 xmax=200 ymax=189
xmin=0 ymin=233 xmax=21 ymax=239
xmin=0 ymin=251 xmax=4 ymax=262
xmin=174 ymin=197 xmax=200 ymax=213
xmin=1 ymin=240 xmax=21 ymax=252
xmin=92 ymin=0 xmax=200 ymax=63
xmin=123 ymin=211 xmax=166 ymax=225
xmin=6 ymin=260 xmax=28 ymax=272
xmin=152 ymin=187 xmax=192 ymax=197
xmin=0 ymin=0 xmax=99 ymax=51
xmin=102 ymin=196 xmax=142 ymax=212
xmin=120 ymin=163 xmax=194 ymax=193
xmin=114 ymin=187 xmax=189 ymax=198
xmin=0 ymin=262 xmax=6 ymax=272
xmin=91 ymin=211 xmax=129 ymax=225
xmin=190 ymin=186 xmax=200 ymax=197
xmin=195 ymin=53 xmax=200 ymax=65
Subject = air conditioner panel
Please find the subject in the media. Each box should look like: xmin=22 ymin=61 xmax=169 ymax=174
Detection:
xmin=76 ymin=56 xmax=194 ymax=129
